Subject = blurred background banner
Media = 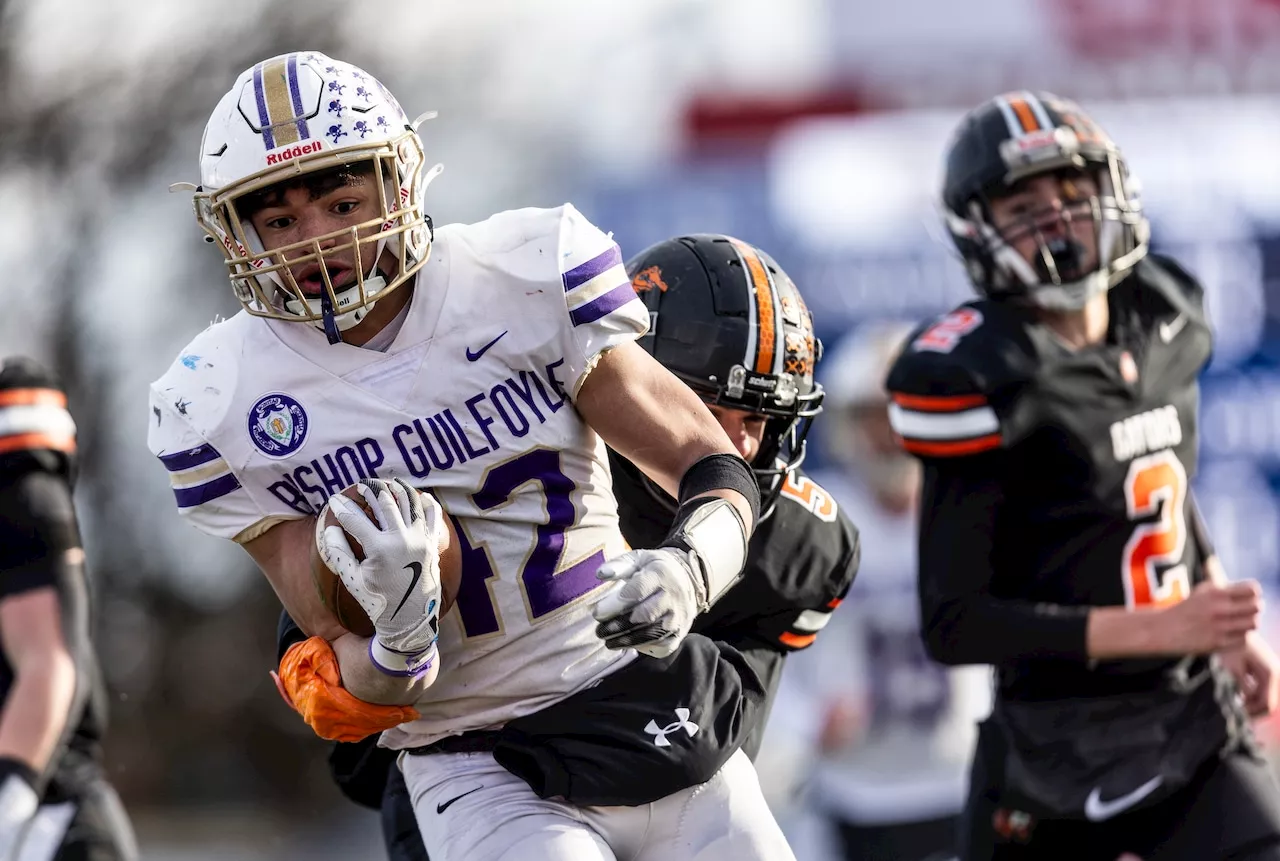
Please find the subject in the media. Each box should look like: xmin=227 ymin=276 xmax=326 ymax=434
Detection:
xmin=6 ymin=0 xmax=1280 ymax=857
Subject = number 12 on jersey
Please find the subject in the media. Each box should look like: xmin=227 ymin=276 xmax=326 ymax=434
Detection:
xmin=449 ymin=447 xmax=606 ymax=637
xmin=1122 ymin=449 xmax=1191 ymax=609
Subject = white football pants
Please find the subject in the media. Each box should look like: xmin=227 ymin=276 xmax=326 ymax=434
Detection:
xmin=400 ymin=746 xmax=796 ymax=861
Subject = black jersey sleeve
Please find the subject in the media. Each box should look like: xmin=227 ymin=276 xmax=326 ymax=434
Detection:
xmin=886 ymin=303 xmax=1034 ymax=461
xmin=918 ymin=453 xmax=1091 ymax=666
xmin=0 ymin=357 xmax=77 ymax=484
xmin=0 ymin=464 xmax=82 ymax=599
xmin=693 ymin=473 xmax=860 ymax=655
xmin=753 ymin=507 xmax=859 ymax=653
xmin=1187 ymin=491 xmax=1216 ymax=562
xmin=0 ymin=451 xmax=96 ymax=794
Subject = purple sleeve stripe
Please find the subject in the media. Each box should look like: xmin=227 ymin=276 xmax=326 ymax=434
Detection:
xmin=159 ymin=444 xmax=223 ymax=472
xmin=570 ymin=283 xmax=640 ymax=327
xmin=173 ymin=473 xmax=242 ymax=509
xmin=562 ymin=246 xmax=623 ymax=293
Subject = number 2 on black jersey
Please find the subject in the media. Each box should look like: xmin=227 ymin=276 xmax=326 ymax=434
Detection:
xmin=1122 ymin=449 xmax=1191 ymax=609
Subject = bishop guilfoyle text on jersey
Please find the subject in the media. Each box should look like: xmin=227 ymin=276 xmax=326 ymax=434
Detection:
xmin=266 ymin=359 xmax=570 ymax=515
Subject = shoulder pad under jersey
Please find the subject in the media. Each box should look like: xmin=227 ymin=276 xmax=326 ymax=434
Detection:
xmin=149 ymin=314 xmax=251 ymax=439
xmin=1134 ymin=253 xmax=1206 ymax=314
xmin=886 ymin=300 xmax=1034 ymax=459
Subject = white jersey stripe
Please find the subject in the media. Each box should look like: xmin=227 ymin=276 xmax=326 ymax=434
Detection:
xmin=168 ymin=458 xmax=234 ymax=488
xmin=994 ymin=94 xmax=1023 ymax=139
xmin=888 ymin=403 xmax=999 ymax=441
xmin=0 ymin=404 xmax=76 ymax=440
xmin=565 ymin=263 xmax=630 ymax=311
xmin=793 ymin=608 xmax=833 ymax=633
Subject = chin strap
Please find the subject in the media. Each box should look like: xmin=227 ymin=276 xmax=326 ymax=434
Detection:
xmin=282 ymin=275 xmax=387 ymax=343
xmin=319 ymin=290 xmax=343 ymax=344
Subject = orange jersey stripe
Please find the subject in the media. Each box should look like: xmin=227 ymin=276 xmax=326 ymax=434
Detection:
xmin=0 ymin=388 xmax=67 ymax=409
xmin=1007 ymin=95 xmax=1040 ymax=133
xmin=730 ymin=239 xmax=776 ymax=375
xmin=779 ymin=631 xmax=818 ymax=649
xmin=899 ymin=433 xmax=1001 ymax=458
xmin=826 ymin=597 xmax=843 ymax=610
xmin=891 ymin=392 xmax=988 ymax=412
xmin=0 ymin=432 xmax=76 ymax=455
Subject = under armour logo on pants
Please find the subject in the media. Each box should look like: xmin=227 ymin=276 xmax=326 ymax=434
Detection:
xmin=644 ymin=708 xmax=700 ymax=747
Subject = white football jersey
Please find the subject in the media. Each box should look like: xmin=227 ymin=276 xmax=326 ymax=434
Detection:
xmin=147 ymin=204 xmax=647 ymax=747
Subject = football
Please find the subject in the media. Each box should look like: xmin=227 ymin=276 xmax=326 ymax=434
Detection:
xmin=310 ymin=483 xmax=462 ymax=638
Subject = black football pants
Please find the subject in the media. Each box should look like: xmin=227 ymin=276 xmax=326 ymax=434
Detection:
xmin=962 ymin=717 xmax=1280 ymax=861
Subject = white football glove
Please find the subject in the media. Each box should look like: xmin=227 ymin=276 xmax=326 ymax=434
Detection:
xmin=592 ymin=548 xmax=706 ymax=658
xmin=319 ymin=479 xmax=444 ymax=672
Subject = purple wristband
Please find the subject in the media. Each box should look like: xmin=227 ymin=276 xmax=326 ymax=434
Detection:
xmin=368 ymin=638 xmax=437 ymax=678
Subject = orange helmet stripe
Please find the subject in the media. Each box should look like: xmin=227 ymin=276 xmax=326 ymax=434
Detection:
xmin=1006 ymin=95 xmax=1041 ymax=133
xmin=729 ymin=238 xmax=777 ymax=375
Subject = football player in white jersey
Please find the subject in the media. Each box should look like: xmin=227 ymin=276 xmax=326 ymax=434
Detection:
xmin=769 ymin=321 xmax=991 ymax=861
xmin=148 ymin=52 xmax=794 ymax=861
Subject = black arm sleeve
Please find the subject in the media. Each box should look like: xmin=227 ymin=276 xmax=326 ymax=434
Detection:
xmin=918 ymin=456 xmax=1090 ymax=666
xmin=276 ymin=609 xmax=308 ymax=664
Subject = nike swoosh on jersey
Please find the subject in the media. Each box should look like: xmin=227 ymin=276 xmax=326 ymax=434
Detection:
xmin=466 ymin=331 xmax=508 ymax=361
xmin=1159 ymin=313 xmax=1188 ymax=344
xmin=1083 ymin=775 xmax=1164 ymax=821
xmin=436 ymin=785 xmax=484 ymax=814
xmin=391 ymin=561 xmax=423 ymax=621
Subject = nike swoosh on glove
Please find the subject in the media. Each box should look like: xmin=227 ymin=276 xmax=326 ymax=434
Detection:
xmin=591 ymin=548 xmax=705 ymax=658
xmin=319 ymin=479 xmax=444 ymax=660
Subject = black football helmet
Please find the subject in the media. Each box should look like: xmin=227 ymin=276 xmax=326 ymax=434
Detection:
xmin=942 ymin=90 xmax=1149 ymax=310
xmin=627 ymin=234 xmax=823 ymax=518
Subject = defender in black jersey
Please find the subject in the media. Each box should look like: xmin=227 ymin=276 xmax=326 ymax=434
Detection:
xmin=614 ymin=233 xmax=859 ymax=757
xmin=888 ymin=91 xmax=1280 ymax=860
xmin=278 ymin=234 xmax=859 ymax=861
xmin=0 ymin=357 xmax=136 ymax=860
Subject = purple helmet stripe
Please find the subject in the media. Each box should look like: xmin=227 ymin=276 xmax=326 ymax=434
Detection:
xmin=252 ymin=62 xmax=276 ymax=150
xmin=286 ymin=54 xmax=311 ymax=141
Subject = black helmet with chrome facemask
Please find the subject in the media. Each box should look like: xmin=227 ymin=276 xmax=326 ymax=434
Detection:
xmin=626 ymin=234 xmax=823 ymax=519
xmin=942 ymin=90 xmax=1150 ymax=311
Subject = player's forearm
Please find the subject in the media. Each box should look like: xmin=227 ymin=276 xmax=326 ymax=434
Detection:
xmin=1084 ymin=605 xmax=1175 ymax=659
xmin=243 ymin=517 xmax=346 ymax=641
xmin=332 ymin=632 xmax=438 ymax=706
xmin=0 ymin=651 xmax=77 ymax=772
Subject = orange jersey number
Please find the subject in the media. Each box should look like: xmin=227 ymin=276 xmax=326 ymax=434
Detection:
xmin=1122 ymin=450 xmax=1191 ymax=609
xmin=913 ymin=309 xmax=983 ymax=354
xmin=779 ymin=472 xmax=838 ymax=522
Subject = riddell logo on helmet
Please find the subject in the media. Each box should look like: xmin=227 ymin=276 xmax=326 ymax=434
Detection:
xmin=265 ymin=141 xmax=324 ymax=165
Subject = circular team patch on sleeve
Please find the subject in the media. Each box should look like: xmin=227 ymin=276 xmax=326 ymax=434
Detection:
xmin=248 ymin=393 xmax=309 ymax=458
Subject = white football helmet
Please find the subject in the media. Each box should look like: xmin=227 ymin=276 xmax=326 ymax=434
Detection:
xmin=821 ymin=320 xmax=920 ymax=508
xmin=179 ymin=52 xmax=442 ymax=340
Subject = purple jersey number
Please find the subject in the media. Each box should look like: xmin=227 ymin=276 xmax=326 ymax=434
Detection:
xmin=451 ymin=448 xmax=606 ymax=637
